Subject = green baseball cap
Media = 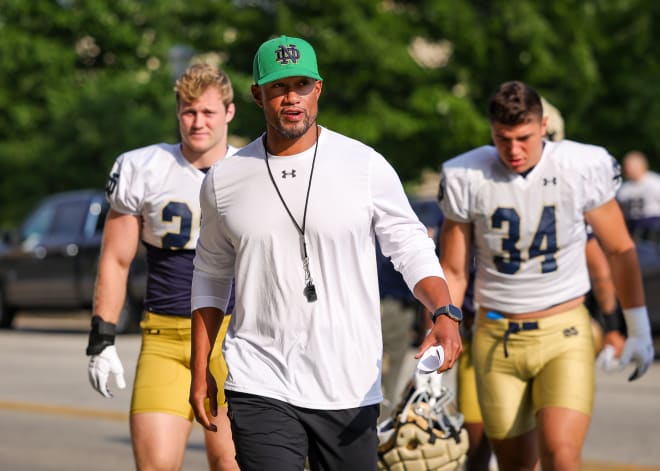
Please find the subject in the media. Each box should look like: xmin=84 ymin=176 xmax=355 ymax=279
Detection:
xmin=253 ymin=35 xmax=323 ymax=86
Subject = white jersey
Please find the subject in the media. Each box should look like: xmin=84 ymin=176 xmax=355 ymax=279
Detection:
xmin=108 ymin=143 xmax=236 ymax=248
xmin=107 ymin=142 xmax=237 ymax=316
xmin=192 ymin=127 xmax=443 ymax=409
xmin=616 ymin=171 xmax=660 ymax=219
xmin=440 ymin=139 xmax=620 ymax=314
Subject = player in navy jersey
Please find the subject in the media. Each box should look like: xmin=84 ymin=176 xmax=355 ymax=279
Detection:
xmin=85 ymin=63 xmax=239 ymax=471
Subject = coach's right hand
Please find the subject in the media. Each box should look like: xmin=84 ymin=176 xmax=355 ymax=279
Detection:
xmin=190 ymin=367 xmax=219 ymax=432
xmin=86 ymin=315 xmax=126 ymax=398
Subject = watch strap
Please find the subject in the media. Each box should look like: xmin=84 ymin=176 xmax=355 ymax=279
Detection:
xmin=430 ymin=304 xmax=462 ymax=323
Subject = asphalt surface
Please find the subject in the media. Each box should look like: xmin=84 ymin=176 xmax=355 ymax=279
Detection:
xmin=1 ymin=312 xmax=659 ymax=471
xmin=0 ymin=313 xmax=209 ymax=470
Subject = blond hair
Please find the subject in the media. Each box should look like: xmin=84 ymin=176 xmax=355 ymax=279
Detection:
xmin=174 ymin=63 xmax=234 ymax=108
xmin=541 ymin=97 xmax=565 ymax=142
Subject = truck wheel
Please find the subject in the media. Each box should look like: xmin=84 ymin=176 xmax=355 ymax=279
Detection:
xmin=0 ymin=289 xmax=17 ymax=329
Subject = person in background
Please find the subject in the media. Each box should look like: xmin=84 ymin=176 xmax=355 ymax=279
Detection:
xmin=439 ymin=80 xmax=653 ymax=471
xmin=188 ymin=35 xmax=462 ymax=471
xmin=585 ymin=225 xmax=627 ymax=360
xmin=85 ymin=63 xmax=239 ymax=471
xmin=617 ymin=150 xmax=660 ymax=241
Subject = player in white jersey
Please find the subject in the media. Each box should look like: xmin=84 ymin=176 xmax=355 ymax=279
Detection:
xmin=617 ymin=150 xmax=660 ymax=239
xmin=85 ymin=63 xmax=239 ymax=471
xmin=188 ymin=35 xmax=462 ymax=471
xmin=452 ymin=97 xmax=627 ymax=471
xmin=439 ymin=81 xmax=654 ymax=471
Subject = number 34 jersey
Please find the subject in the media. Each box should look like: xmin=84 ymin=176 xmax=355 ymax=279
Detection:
xmin=439 ymin=139 xmax=621 ymax=314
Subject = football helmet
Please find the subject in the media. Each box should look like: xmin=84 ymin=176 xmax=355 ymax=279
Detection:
xmin=541 ymin=96 xmax=565 ymax=142
xmin=377 ymin=371 xmax=468 ymax=471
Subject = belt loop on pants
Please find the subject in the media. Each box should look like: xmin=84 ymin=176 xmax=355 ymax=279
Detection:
xmin=503 ymin=321 xmax=539 ymax=358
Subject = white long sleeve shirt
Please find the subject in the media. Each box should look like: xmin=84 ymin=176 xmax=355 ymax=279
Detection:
xmin=192 ymin=127 xmax=444 ymax=409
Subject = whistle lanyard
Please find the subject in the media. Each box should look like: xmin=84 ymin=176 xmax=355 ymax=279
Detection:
xmin=264 ymin=125 xmax=319 ymax=302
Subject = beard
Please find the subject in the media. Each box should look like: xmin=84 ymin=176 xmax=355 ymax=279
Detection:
xmin=271 ymin=110 xmax=317 ymax=139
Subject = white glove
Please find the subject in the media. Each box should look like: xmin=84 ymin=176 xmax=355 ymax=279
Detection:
xmin=88 ymin=345 xmax=126 ymax=398
xmin=595 ymin=345 xmax=621 ymax=372
xmin=619 ymin=307 xmax=654 ymax=381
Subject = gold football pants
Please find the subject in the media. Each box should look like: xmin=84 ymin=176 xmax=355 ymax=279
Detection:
xmin=473 ymin=305 xmax=595 ymax=439
xmin=131 ymin=312 xmax=231 ymax=419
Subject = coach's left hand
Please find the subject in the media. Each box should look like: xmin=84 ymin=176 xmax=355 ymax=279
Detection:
xmin=415 ymin=316 xmax=462 ymax=372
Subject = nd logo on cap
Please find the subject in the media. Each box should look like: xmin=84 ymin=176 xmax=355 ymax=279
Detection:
xmin=253 ymin=35 xmax=323 ymax=86
xmin=275 ymin=44 xmax=301 ymax=65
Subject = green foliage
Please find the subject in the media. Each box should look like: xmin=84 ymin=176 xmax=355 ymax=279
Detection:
xmin=0 ymin=0 xmax=658 ymax=226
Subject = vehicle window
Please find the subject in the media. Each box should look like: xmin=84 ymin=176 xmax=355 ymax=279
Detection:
xmin=86 ymin=200 xmax=108 ymax=238
xmin=20 ymin=204 xmax=56 ymax=241
xmin=50 ymin=201 xmax=88 ymax=237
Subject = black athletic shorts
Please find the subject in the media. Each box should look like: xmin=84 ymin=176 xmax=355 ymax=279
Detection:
xmin=226 ymin=390 xmax=379 ymax=471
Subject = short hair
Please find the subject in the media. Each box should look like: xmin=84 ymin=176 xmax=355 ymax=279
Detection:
xmin=488 ymin=81 xmax=543 ymax=126
xmin=174 ymin=63 xmax=234 ymax=109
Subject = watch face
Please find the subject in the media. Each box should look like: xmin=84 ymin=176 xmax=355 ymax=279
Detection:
xmin=447 ymin=304 xmax=463 ymax=321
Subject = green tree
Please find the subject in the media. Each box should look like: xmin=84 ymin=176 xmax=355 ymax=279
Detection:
xmin=1 ymin=0 xmax=658 ymax=227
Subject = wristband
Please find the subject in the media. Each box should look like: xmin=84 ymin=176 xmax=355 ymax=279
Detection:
xmin=86 ymin=315 xmax=117 ymax=355
xmin=601 ymin=310 xmax=622 ymax=333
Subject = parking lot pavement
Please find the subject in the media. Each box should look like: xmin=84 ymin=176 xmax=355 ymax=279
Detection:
xmin=0 ymin=316 xmax=211 ymax=470
xmin=1 ymin=313 xmax=660 ymax=470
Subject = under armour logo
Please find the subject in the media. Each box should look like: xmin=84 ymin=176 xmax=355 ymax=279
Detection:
xmin=106 ymin=171 xmax=119 ymax=196
xmin=563 ymin=326 xmax=578 ymax=337
xmin=612 ymin=159 xmax=623 ymax=183
xmin=543 ymin=177 xmax=557 ymax=186
xmin=275 ymin=44 xmax=301 ymax=65
xmin=281 ymin=169 xmax=296 ymax=178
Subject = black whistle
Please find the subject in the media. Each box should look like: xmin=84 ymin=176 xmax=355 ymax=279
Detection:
xmin=304 ymin=283 xmax=318 ymax=302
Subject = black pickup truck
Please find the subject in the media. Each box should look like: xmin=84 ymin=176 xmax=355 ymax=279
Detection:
xmin=0 ymin=190 xmax=145 ymax=333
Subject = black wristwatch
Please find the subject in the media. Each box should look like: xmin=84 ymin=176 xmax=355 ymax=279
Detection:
xmin=430 ymin=304 xmax=463 ymax=324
